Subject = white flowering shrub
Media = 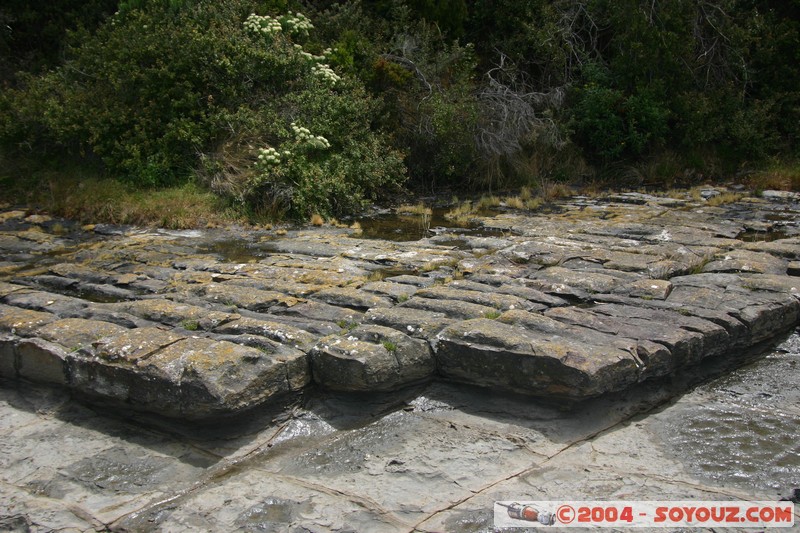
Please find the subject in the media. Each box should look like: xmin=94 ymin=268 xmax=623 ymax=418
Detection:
xmin=312 ymin=63 xmax=341 ymax=85
xmin=281 ymin=11 xmax=313 ymax=37
xmin=252 ymin=123 xmax=331 ymax=195
xmin=2 ymin=0 xmax=405 ymax=216
xmin=256 ymin=146 xmax=284 ymax=166
xmin=243 ymin=13 xmax=282 ymax=36
xmin=243 ymin=11 xmax=313 ymax=39
xmin=244 ymin=80 xmax=405 ymax=219
xmin=291 ymin=123 xmax=331 ymax=149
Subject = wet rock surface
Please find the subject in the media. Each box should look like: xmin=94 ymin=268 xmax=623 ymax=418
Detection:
xmin=1 ymin=191 xmax=800 ymax=417
xmin=1 ymin=332 xmax=798 ymax=531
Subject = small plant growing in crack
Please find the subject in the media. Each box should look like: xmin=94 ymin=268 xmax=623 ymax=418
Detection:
xmin=382 ymin=340 xmax=398 ymax=352
xmin=337 ymin=320 xmax=358 ymax=333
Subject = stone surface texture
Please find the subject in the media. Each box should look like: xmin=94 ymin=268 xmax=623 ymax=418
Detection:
xmin=1 ymin=190 xmax=800 ymax=531
xmin=1 ymin=190 xmax=800 ymax=417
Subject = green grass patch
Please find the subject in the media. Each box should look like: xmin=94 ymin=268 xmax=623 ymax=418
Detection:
xmin=337 ymin=320 xmax=359 ymax=333
xmin=181 ymin=319 xmax=200 ymax=331
xmin=0 ymin=161 xmax=248 ymax=228
xmin=381 ymin=340 xmax=397 ymax=352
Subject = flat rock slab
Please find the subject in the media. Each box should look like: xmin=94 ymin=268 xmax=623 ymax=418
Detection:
xmin=1 ymin=190 xmax=800 ymax=417
xmin=0 ymin=316 xmax=309 ymax=418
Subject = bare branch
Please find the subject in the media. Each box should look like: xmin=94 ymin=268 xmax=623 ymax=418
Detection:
xmin=379 ymin=53 xmax=433 ymax=99
xmin=475 ymin=53 xmax=566 ymax=159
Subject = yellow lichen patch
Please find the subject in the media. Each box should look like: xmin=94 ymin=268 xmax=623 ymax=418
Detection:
xmin=110 ymin=299 xmax=236 ymax=328
xmin=0 ymin=282 xmax=28 ymax=298
xmin=37 ymin=319 xmax=127 ymax=351
xmin=202 ymin=283 xmax=301 ymax=310
xmin=0 ymin=210 xmax=27 ymax=224
xmin=115 ymin=273 xmax=140 ymax=285
xmin=95 ymin=327 xmax=185 ymax=363
xmin=143 ymin=337 xmax=290 ymax=404
xmin=0 ymin=263 xmax=25 ymax=277
xmin=0 ymin=305 xmax=57 ymax=336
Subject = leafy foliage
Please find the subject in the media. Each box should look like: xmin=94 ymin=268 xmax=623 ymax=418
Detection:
xmin=2 ymin=0 xmax=800 ymax=217
xmin=1 ymin=0 xmax=404 ymax=218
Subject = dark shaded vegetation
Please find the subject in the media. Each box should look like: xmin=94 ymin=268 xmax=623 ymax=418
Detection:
xmin=1 ymin=0 xmax=798 ymax=221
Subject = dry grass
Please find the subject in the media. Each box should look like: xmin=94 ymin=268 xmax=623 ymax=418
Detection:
xmin=705 ymin=192 xmax=744 ymax=206
xmin=395 ymin=203 xmax=433 ymax=216
xmin=503 ymin=196 xmax=525 ymax=209
xmin=445 ymin=200 xmax=477 ymax=225
xmin=309 ymin=213 xmax=325 ymax=226
xmin=525 ymin=197 xmax=543 ymax=210
xmin=539 ymin=179 xmax=572 ymax=201
xmin=688 ymin=187 xmax=704 ymax=201
xmin=745 ymin=161 xmax=800 ymax=192
xmin=476 ymin=195 xmax=501 ymax=209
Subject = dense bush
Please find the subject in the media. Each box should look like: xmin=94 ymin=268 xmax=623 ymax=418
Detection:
xmin=2 ymin=0 xmax=799 ymax=213
xmin=0 ymin=0 xmax=118 ymax=83
xmin=570 ymin=66 xmax=670 ymax=163
xmin=0 ymin=0 xmax=404 ymax=218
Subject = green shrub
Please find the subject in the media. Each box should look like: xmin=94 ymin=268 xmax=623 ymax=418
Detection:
xmin=1 ymin=0 xmax=406 ymax=218
xmin=570 ymin=66 xmax=669 ymax=164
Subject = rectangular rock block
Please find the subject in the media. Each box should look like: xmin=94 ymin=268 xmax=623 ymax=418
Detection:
xmin=434 ymin=318 xmax=640 ymax=398
xmin=310 ymin=325 xmax=434 ymax=392
xmin=365 ymin=306 xmax=454 ymax=339
xmin=16 ymin=338 xmax=69 ymax=385
xmin=0 ymin=304 xmax=57 ymax=336
xmin=36 ymin=318 xmax=128 ymax=352
xmin=139 ymin=338 xmax=304 ymax=419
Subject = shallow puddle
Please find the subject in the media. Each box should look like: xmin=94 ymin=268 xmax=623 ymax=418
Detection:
xmin=196 ymin=239 xmax=268 ymax=263
xmin=356 ymin=207 xmax=503 ymax=242
xmin=737 ymin=229 xmax=789 ymax=242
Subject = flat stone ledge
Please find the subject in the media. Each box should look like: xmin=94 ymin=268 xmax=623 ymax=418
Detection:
xmin=2 ymin=192 xmax=800 ymax=418
xmin=0 ymin=323 xmax=310 ymax=419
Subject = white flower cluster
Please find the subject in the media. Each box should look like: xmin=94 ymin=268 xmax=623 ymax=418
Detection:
xmin=257 ymin=146 xmax=290 ymax=166
xmin=291 ymin=123 xmax=331 ymax=149
xmin=244 ymin=11 xmax=314 ymax=38
xmin=244 ymin=13 xmax=282 ymax=36
xmin=280 ymin=12 xmax=313 ymax=36
xmin=312 ymin=63 xmax=341 ymax=84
